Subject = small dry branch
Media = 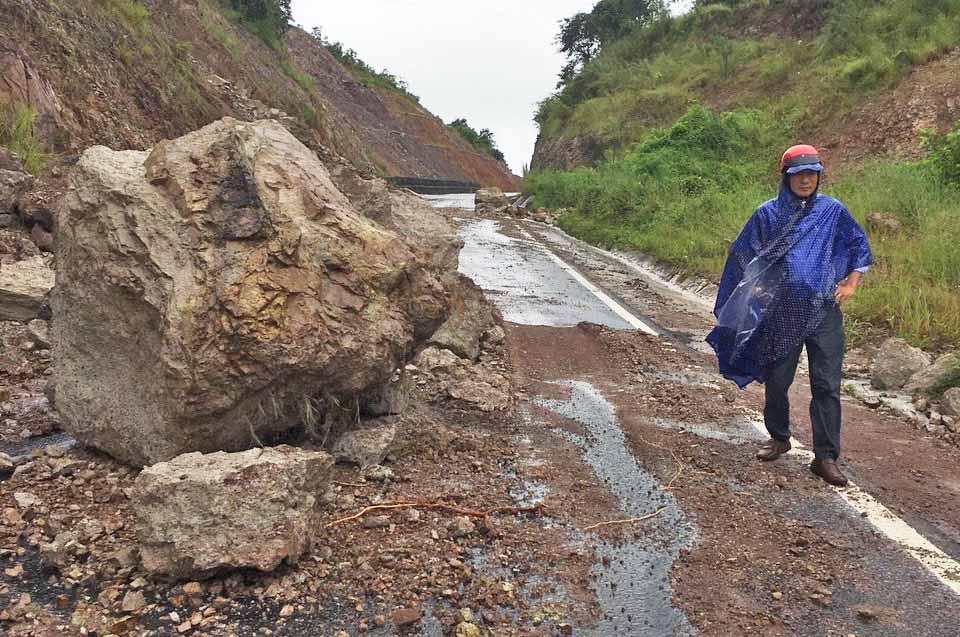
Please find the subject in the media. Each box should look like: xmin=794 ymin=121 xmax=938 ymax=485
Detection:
xmin=326 ymin=500 xmax=546 ymax=529
xmin=638 ymin=436 xmax=684 ymax=490
xmin=583 ymin=506 xmax=666 ymax=532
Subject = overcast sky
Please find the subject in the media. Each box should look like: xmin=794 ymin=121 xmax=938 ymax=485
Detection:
xmin=290 ymin=1 xmax=606 ymax=174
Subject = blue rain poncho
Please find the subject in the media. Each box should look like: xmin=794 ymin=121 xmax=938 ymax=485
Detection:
xmin=706 ymin=183 xmax=873 ymax=388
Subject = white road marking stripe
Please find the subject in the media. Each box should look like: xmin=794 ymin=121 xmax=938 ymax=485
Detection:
xmin=745 ymin=420 xmax=960 ymax=596
xmin=515 ymin=226 xmax=659 ymax=336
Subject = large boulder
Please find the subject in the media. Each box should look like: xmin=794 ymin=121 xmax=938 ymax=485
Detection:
xmin=871 ymin=338 xmax=931 ymax=390
xmin=132 ymin=446 xmax=333 ymax=579
xmin=904 ymin=353 xmax=960 ymax=396
xmin=428 ymin=274 xmax=498 ymax=360
xmin=474 ymin=186 xmax=509 ymax=215
xmin=53 ymin=118 xmax=451 ymax=466
xmin=0 ymin=254 xmax=54 ymax=321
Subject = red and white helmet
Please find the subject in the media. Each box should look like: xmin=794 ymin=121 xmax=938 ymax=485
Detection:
xmin=780 ymin=144 xmax=823 ymax=174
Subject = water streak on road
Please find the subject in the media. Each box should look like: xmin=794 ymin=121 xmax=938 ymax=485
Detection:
xmin=536 ymin=381 xmax=696 ymax=636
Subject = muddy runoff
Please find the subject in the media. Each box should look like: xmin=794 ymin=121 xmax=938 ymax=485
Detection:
xmin=533 ymin=381 xmax=697 ymax=636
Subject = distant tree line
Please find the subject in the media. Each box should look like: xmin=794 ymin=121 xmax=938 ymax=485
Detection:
xmin=447 ymin=118 xmax=506 ymax=163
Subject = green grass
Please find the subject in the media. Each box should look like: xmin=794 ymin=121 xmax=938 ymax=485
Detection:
xmin=0 ymin=103 xmax=48 ymax=174
xmin=199 ymin=2 xmax=242 ymax=57
xmin=280 ymin=60 xmax=315 ymax=93
xmin=96 ymin=0 xmax=151 ymax=37
xmin=525 ymin=105 xmax=960 ymax=351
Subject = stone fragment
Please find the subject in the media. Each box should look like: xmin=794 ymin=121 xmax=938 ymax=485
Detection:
xmin=416 ymin=346 xmax=463 ymax=371
xmin=904 ymin=353 xmax=960 ymax=395
xmin=361 ymin=515 xmax=390 ymax=529
xmin=456 ymin=622 xmax=481 ymax=637
xmin=363 ymin=464 xmax=394 ymax=482
xmin=0 ymin=452 xmax=14 ymax=478
xmin=449 ymin=516 xmax=476 ymax=538
xmin=132 ymin=445 xmax=334 ymax=579
xmin=0 ymin=162 xmax=33 ymax=216
xmin=427 ymin=275 xmax=497 ymax=361
xmin=40 ymin=531 xmax=88 ymax=569
xmin=54 ymin=118 xmax=452 ymax=466
xmin=30 ymin=222 xmax=53 ymax=252
xmin=391 ymin=607 xmax=422 ymax=627
xmin=0 ymin=255 xmax=54 ymax=321
xmin=941 ymin=387 xmax=960 ymax=417
xmin=121 ymin=590 xmax=147 ymax=612
xmin=872 ymin=338 xmax=931 ymax=390
xmin=330 ymin=418 xmax=397 ymax=468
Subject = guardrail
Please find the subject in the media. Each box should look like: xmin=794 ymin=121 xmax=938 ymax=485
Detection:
xmin=386 ymin=177 xmax=480 ymax=195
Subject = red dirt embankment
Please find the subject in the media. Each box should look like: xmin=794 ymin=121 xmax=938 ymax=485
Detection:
xmin=0 ymin=0 xmax=518 ymax=190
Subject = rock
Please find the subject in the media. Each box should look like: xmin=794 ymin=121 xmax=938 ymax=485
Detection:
xmin=449 ymin=516 xmax=476 ymax=538
xmin=943 ymin=415 xmax=957 ymax=432
xmin=456 ymin=622 xmax=481 ymax=637
xmin=330 ymin=418 xmax=397 ymax=468
xmin=0 ymin=255 xmax=54 ymax=321
xmin=415 ymin=346 xmax=463 ymax=371
xmin=360 ymin=368 xmax=415 ymax=416
xmin=363 ymin=464 xmax=394 ymax=482
xmin=54 ymin=118 xmax=452 ymax=466
xmin=0 ymin=212 xmax=15 ymax=227
xmin=361 ymin=515 xmax=390 ymax=529
xmin=26 ymin=318 xmax=49 ymax=348
xmin=865 ymin=212 xmax=903 ymax=234
xmin=871 ymin=338 xmax=931 ymax=390
xmin=391 ymin=607 xmax=422 ymax=627
xmin=131 ymin=445 xmax=334 ymax=579
xmin=483 ymin=325 xmax=506 ymax=347
xmin=863 ymin=395 xmax=882 ymax=409
xmin=0 ymin=163 xmax=33 ymax=215
xmin=914 ymin=397 xmax=930 ymax=412
xmin=30 ymin=222 xmax=53 ymax=252
xmin=40 ymin=531 xmax=88 ymax=569
xmin=0 ymin=453 xmax=13 ymax=478
xmin=448 ymin=378 xmax=512 ymax=412
xmin=121 ymin=591 xmax=147 ymax=612
xmin=13 ymin=491 xmax=38 ymax=508
xmin=904 ymin=353 xmax=960 ymax=395
xmin=0 ymin=47 xmax=63 ymax=140
xmin=941 ymin=387 xmax=960 ymax=417
xmin=474 ymin=187 xmax=509 ymax=214
xmin=428 ymin=275 xmax=497 ymax=361
xmin=402 ymin=508 xmax=421 ymax=523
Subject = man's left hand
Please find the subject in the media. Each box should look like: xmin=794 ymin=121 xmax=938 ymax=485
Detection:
xmin=835 ymin=281 xmax=857 ymax=305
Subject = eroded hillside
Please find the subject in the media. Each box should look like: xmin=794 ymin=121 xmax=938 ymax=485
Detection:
xmin=0 ymin=0 xmax=518 ymax=189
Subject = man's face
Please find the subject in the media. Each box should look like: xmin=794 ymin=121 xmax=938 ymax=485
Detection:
xmin=789 ymin=170 xmax=820 ymax=198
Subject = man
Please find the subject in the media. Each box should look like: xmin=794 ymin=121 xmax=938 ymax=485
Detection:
xmin=706 ymin=145 xmax=873 ymax=487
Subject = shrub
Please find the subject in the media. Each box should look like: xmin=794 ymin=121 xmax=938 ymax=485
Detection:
xmin=0 ymin=103 xmax=48 ymax=175
xmin=96 ymin=0 xmax=151 ymax=36
xmin=922 ymin=122 xmax=960 ymax=185
xmin=220 ymin=0 xmax=291 ymax=50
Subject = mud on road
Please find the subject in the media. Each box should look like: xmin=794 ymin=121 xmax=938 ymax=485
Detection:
xmin=2 ymin=210 xmax=959 ymax=637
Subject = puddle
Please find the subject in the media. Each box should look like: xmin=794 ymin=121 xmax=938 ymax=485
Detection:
xmin=534 ymin=381 xmax=697 ymax=636
xmin=0 ymin=431 xmax=75 ymax=460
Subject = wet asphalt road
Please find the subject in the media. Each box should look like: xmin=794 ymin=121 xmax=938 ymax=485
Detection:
xmin=451 ymin=208 xmax=960 ymax=635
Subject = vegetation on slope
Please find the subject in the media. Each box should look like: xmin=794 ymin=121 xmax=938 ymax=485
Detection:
xmin=0 ymin=104 xmax=47 ymax=174
xmin=537 ymin=0 xmax=960 ymax=153
xmin=308 ymin=28 xmax=421 ymax=103
xmin=446 ymin=119 xmax=506 ymax=163
xmin=527 ymin=0 xmax=960 ymax=351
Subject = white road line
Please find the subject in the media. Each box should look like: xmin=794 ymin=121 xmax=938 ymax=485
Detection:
xmin=515 ymin=226 xmax=659 ymax=336
xmin=745 ymin=420 xmax=960 ymax=596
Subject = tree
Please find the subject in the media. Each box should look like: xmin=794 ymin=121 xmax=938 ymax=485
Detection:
xmin=226 ymin=0 xmax=292 ymax=47
xmin=557 ymin=0 xmax=667 ymax=82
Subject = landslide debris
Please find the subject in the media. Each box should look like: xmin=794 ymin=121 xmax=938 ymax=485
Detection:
xmin=52 ymin=117 xmax=453 ymax=466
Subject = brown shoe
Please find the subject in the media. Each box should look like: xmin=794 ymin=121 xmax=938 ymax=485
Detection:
xmin=810 ymin=459 xmax=849 ymax=487
xmin=756 ymin=439 xmax=791 ymax=461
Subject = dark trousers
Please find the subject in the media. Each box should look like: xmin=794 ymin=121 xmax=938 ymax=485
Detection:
xmin=763 ymin=304 xmax=844 ymax=460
